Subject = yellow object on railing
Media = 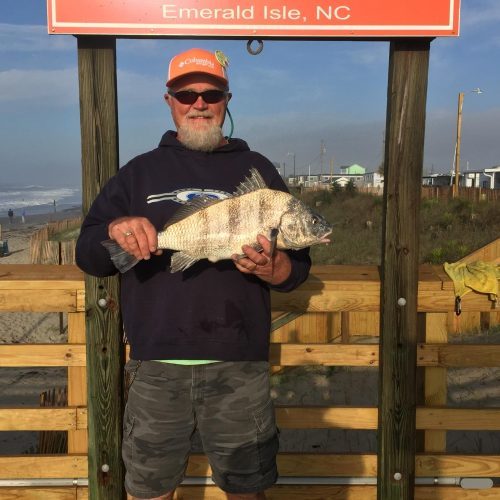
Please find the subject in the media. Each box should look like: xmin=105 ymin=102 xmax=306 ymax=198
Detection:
xmin=444 ymin=260 xmax=499 ymax=306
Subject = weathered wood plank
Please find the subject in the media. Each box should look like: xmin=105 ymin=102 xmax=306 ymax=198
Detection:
xmin=0 ymin=488 xmax=81 ymax=499
xmin=1 ymin=453 xmax=498 ymax=481
xmin=0 ymin=344 xmax=86 ymax=367
xmin=0 ymin=408 xmax=77 ymax=431
xmin=269 ymin=343 xmax=378 ymax=366
xmin=417 ymin=408 xmax=500 ymax=430
xmin=378 ymin=38 xmax=431 ymax=500
xmin=2 ymin=342 xmax=496 ymax=368
xmin=77 ymin=35 xmax=124 ymax=500
xmin=424 ymin=313 xmax=448 ymax=452
xmin=0 ymin=265 xmax=83 ymax=285
xmin=187 ymin=453 xmax=500 ymax=478
xmin=0 ymin=290 xmax=80 ymax=312
xmin=1 ymin=486 xmax=497 ymax=500
xmin=4 ymin=407 xmax=499 ymax=432
xmin=0 ymin=455 xmax=87 ymax=479
xmin=418 ymin=344 xmax=500 ymax=367
xmin=0 ymin=264 xmax=495 ymax=313
xmin=416 ymin=454 xmax=500 ymax=477
xmin=68 ymin=312 xmax=88 ymax=454
xmin=275 ymin=407 xmax=379 ymax=429
xmin=171 ymin=486 xmax=500 ymax=499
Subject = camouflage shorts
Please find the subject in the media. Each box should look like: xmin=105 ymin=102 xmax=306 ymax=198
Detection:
xmin=123 ymin=360 xmax=279 ymax=498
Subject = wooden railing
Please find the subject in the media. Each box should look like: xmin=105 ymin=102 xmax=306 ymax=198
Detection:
xmin=0 ymin=263 xmax=499 ymax=499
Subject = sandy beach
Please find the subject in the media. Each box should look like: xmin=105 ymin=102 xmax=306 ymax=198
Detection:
xmin=1 ymin=210 xmax=499 ymax=457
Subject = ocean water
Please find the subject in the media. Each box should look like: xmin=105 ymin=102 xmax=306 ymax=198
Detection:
xmin=0 ymin=184 xmax=81 ymax=217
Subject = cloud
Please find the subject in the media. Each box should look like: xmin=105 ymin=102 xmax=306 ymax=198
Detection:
xmin=117 ymin=69 xmax=166 ymax=104
xmin=0 ymin=23 xmax=74 ymax=52
xmin=461 ymin=0 xmax=500 ymax=27
xmin=0 ymin=68 xmax=77 ymax=104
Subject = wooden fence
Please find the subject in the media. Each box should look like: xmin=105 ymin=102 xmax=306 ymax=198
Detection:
xmin=357 ymin=186 xmax=499 ymax=202
xmin=0 ymin=256 xmax=499 ymax=499
xmin=30 ymin=218 xmax=82 ymax=265
xmin=421 ymin=186 xmax=500 ymax=202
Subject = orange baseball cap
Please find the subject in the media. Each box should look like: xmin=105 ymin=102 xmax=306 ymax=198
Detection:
xmin=166 ymin=48 xmax=229 ymax=88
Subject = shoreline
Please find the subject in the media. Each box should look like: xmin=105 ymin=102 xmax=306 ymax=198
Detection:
xmin=0 ymin=205 xmax=82 ymax=229
xmin=0 ymin=206 xmax=82 ymax=264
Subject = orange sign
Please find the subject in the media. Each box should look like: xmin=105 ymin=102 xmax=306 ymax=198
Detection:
xmin=47 ymin=0 xmax=460 ymax=37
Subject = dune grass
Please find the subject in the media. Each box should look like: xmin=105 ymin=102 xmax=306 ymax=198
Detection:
xmin=297 ymin=189 xmax=500 ymax=266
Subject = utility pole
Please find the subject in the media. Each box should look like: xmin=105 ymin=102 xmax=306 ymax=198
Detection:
xmin=453 ymin=88 xmax=483 ymax=198
xmin=453 ymin=92 xmax=464 ymax=198
xmin=320 ymin=140 xmax=326 ymax=179
xmin=287 ymin=152 xmax=296 ymax=185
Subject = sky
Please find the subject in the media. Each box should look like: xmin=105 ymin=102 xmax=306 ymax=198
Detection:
xmin=1 ymin=0 xmax=500 ymax=187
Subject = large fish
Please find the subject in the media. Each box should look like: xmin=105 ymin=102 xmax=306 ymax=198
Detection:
xmin=102 ymin=168 xmax=332 ymax=273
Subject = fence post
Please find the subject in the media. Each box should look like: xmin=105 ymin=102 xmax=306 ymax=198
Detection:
xmin=68 ymin=312 xmax=88 ymax=455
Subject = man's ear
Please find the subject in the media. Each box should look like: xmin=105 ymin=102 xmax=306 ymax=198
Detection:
xmin=227 ymin=92 xmax=232 ymax=103
xmin=164 ymin=93 xmax=172 ymax=108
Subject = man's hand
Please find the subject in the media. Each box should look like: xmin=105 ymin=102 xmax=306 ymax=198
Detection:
xmin=108 ymin=216 xmax=162 ymax=261
xmin=232 ymin=234 xmax=292 ymax=285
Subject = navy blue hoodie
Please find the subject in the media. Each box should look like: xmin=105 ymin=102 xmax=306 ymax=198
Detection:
xmin=76 ymin=131 xmax=311 ymax=361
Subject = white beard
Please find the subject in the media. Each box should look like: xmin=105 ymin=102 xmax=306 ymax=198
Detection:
xmin=177 ymin=122 xmax=225 ymax=152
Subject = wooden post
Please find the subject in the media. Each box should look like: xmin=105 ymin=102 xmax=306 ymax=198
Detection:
xmin=423 ymin=313 xmax=448 ymax=452
xmin=77 ymin=36 xmax=124 ymax=499
xmin=68 ymin=312 xmax=88 ymax=454
xmin=378 ymin=38 xmax=431 ymax=500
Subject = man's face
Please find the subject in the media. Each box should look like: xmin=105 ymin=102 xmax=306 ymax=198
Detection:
xmin=165 ymin=74 xmax=231 ymax=151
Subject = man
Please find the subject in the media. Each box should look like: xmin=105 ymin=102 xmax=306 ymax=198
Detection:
xmin=76 ymin=48 xmax=311 ymax=500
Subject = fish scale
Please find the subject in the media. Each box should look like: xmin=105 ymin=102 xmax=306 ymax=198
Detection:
xmin=159 ymin=190 xmax=288 ymax=260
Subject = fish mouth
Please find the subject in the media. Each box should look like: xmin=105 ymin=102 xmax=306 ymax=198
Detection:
xmin=318 ymin=228 xmax=333 ymax=244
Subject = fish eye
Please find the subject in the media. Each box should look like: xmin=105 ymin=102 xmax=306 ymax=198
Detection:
xmin=311 ymin=216 xmax=318 ymax=224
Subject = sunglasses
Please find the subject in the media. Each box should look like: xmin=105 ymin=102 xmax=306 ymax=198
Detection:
xmin=168 ymin=89 xmax=230 ymax=105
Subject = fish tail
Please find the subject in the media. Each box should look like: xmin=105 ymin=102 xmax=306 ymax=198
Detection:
xmin=101 ymin=239 xmax=139 ymax=273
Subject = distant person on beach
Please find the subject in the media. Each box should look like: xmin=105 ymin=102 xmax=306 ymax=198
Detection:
xmin=21 ymin=208 xmax=26 ymax=224
xmin=76 ymin=48 xmax=311 ymax=500
xmin=7 ymin=209 xmax=13 ymax=224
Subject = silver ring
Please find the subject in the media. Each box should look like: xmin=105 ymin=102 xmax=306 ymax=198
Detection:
xmin=123 ymin=230 xmax=133 ymax=237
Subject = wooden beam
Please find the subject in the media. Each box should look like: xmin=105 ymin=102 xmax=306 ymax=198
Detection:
xmin=0 ymin=488 xmax=83 ymax=499
xmin=4 ymin=407 xmax=500 ymax=432
xmin=0 ymin=455 xmax=88 ymax=479
xmin=378 ymin=38 xmax=431 ymax=500
xmin=1 ymin=453 xmax=499 ymax=482
xmin=0 ymin=264 xmax=496 ymax=314
xmin=1 ymin=342 xmax=498 ymax=368
xmin=0 ymin=486 xmax=499 ymax=500
xmin=0 ymin=344 xmax=86 ymax=367
xmin=77 ymin=35 xmax=124 ymax=500
xmin=0 ymin=408 xmax=78 ymax=431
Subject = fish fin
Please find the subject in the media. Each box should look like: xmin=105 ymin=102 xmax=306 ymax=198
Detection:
xmin=170 ymin=251 xmax=199 ymax=273
xmin=269 ymin=228 xmax=279 ymax=257
xmin=164 ymin=195 xmax=225 ymax=227
xmin=233 ymin=167 xmax=268 ymax=196
xmin=101 ymin=239 xmax=139 ymax=273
